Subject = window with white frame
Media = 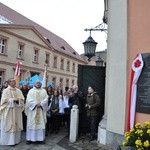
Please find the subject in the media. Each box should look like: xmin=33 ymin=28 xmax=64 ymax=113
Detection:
xmin=0 ymin=71 xmax=4 ymax=86
xmin=33 ymin=49 xmax=39 ymax=62
xmin=17 ymin=43 xmax=24 ymax=59
xmin=72 ymin=62 xmax=75 ymax=73
xmin=72 ymin=79 xmax=75 ymax=86
xmin=60 ymin=58 xmax=64 ymax=70
xmin=46 ymin=53 xmax=50 ymax=65
xmin=0 ymin=38 xmax=7 ymax=54
xmin=66 ymin=60 xmax=70 ymax=71
xmin=53 ymin=56 xmax=57 ymax=68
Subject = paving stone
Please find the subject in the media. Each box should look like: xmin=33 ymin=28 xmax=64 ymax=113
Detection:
xmin=0 ymin=127 xmax=114 ymax=150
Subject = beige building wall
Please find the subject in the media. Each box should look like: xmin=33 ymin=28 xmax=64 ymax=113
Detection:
xmin=0 ymin=25 xmax=85 ymax=90
xmin=106 ymin=0 xmax=127 ymax=134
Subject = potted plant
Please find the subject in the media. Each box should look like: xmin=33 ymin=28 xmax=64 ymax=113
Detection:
xmin=122 ymin=122 xmax=150 ymax=150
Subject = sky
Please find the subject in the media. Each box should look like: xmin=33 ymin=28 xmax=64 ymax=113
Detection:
xmin=1 ymin=0 xmax=107 ymax=55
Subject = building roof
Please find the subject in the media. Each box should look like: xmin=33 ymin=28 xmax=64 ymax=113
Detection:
xmin=0 ymin=2 xmax=85 ymax=62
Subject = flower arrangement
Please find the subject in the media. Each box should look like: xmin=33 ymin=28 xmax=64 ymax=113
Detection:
xmin=122 ymin=122 xmax=150 ymax=150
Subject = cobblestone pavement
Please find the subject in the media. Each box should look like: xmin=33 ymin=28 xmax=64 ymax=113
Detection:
xmin=0 ymin=127 xmax=114 ymax=150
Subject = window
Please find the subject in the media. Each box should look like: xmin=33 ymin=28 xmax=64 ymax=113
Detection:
xmin=53 ymin=56 xmax=57 ymax=68
xmin=60 ymin=78 xmax=63 ymax=89
xmin=52 ymin=77 xmax=56 ymax=88
xmin=66 ymin=60 xmax=70 ymax=71
xmin=45 ymin=53 xmax=50 ymax=65
xmin=60 ymin=58 xmax=64 ymax=70
xmin=0 ymin=38 xmax=7 ymax=54
xmin=33 ymin=49 xmax=39 ymax=62
xmin=0 ymin=71 xmax=4 ymax=86
xmin=47 ymin=74 xmax=49 ymax=82
xmin=66 ymin=79 xmax=69 ymax=87
xmin=17 ymin=43 xmax=24 ymax=59
xmin=72 ymin=63 xmax=75 ymax=73
xmin=72 ymin=79 xmax=75 ymax=86
xmin=72 ymin=52 xmax=76 ymax=55
xmin=61 ymin=46 xmax=65 ymax=50
xmin=30 ymin=72 xmax=39 ymax=77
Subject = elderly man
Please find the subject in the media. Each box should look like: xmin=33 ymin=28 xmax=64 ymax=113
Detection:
xmin=69 ymin=85 xmax=85 ymax=137
xmin=25 ymin=80 xmax=48 ymax=144
xmin=0 ymin=78 xmax=24 ymax=145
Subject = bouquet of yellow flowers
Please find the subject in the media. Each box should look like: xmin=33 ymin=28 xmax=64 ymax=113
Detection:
xmin=122 ymin=122 xmax=150 ymax=150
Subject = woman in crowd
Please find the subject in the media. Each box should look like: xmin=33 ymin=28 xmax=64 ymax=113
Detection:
xmin=63 ymin=90 xmax=71 ymax=127
xmin=50 ymin=90 xmax=60 ymax=134
xmin=46 ymin=86 xmax=54 ymax=136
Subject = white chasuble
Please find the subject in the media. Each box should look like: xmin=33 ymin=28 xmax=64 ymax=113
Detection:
xmin=25 ymin=87 xmax=48 ymax=142
xmin=0 ymin=86 xmax=24 ymax=145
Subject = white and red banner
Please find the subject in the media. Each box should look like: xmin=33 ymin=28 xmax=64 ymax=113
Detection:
xmin=128 ymin=54 xmax=144 ymax=130
xmin=15 ymin=61 xmax=22 ymax=76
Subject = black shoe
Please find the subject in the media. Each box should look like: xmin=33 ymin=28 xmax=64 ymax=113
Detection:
xmin=38 ymin=141 xmax=46 ymax=144
xmin=86 ymin=133 xmax=91 ymax=138
xmin=26 ymin=141 xmax=31 ymax=145
xmin=55 ymin=130 xmax=58 ymax=134
xmin=42 ymin=141 xmax=46 ymax=144
xmin=89 ymin=137 xmax=96 ymax=141
xmin=51 ymin=130 xmax=54 ymax=133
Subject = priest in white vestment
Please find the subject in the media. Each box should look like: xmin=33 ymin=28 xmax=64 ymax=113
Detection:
xmin=0 ymin=78 xmax=24 ymax=145
xmin=25 ymin=80 xmax=48 ymax=144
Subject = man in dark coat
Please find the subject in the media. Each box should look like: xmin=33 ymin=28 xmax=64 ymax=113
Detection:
xmin=85 ymin=85 xmax=101 ymax=141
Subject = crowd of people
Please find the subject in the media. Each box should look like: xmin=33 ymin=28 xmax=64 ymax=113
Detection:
xmin=0 ymin=77 xmax=102 ymax=146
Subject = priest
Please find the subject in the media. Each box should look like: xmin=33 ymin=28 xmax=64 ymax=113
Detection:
xmin=0 ymin=78 xmax=24 ymax=145
xmin=25 ymin=80 xmax=48 ymax=144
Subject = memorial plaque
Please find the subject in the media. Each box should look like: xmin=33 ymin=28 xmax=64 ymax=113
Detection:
xmin=136 ymin=53 xmax=150 ymax=114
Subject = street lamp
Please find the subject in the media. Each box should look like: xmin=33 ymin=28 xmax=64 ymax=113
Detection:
xmin=83 ymin=33 xmax=97 ymax=61
xmin=96 ymin=56 xmax=104 ymax=66
xmin=83 ymin=22 xmax=107 ymax=61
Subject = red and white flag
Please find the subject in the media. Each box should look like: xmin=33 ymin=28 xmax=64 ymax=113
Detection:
xmin=15 ymin=61 xmax=22 ymax=76
xmin=128 ymin=54 xmax=143 ymax=130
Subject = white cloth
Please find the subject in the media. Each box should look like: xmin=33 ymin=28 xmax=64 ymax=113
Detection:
xmin=0 ymin=86 xmax=24 ymax=145
xmin=1 ymin=119 xmax=21 ymax=145
xmin=26 ymin=128 xmax=45 ymax=141
xmin=59 ymin=98 xmax=64 ymax=114
xmin=63 ymin=96 xmax=70 ymax=108
xmin=25 ymin=87 xmax=48 ymax=141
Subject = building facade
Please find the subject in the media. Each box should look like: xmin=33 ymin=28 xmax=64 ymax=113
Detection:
xmin=0 ymin=3 xmax=86 ymax=90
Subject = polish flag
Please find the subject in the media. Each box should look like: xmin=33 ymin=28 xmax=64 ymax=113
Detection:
xmin=15 ymin=61 xmax=22 ymax=76
xmin=127 ymin=54 xmax=144 ymax=130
